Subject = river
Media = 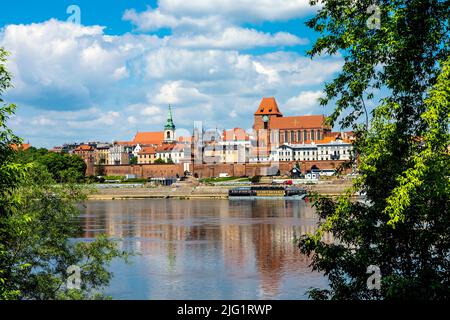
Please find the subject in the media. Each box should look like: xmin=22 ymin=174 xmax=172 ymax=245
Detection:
xmin=78 ymin=199 xmax=329 ymax=299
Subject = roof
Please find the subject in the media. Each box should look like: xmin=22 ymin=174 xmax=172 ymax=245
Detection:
xmin=10 ymin=143 xmax=31 ymax=151
xmin=178 ymin=136 xmax=193 ymax=143
xmin=74 ymin=145 xmax=94 ymax=152
xmin=156 ymin=143 xmax=186 ymax=153
xmin=270 ymin=115 xmax=328 ymax=130
xmin=138 ymin=146 xmax=156 ymax=155
xmin=133 ymin=132 xmax=164 ymax=145
xmin=114 ymin=141 xmax=134 ymax=146
xmin=222 ymin=128 xmax=249 ymax=141
xmin=254 ymin=97 xmax=283 ymax=116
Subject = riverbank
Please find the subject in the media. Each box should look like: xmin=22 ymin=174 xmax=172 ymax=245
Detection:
xmin=88 ymin=181 xmax=352 ymax=200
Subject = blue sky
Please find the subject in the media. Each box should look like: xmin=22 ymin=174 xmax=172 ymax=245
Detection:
xmin=1 ymin=0 xmax=345 ymax=148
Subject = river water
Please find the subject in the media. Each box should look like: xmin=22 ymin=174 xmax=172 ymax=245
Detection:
xmin=78 ymin=199 xmax=329 ymax=300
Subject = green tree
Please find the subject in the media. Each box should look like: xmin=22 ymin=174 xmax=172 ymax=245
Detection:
xmin=129 ymin=156 xmax=138 ymax=165
xmin=166 ymin=158 xmax=174 ymax=164
xmin=15 ymin=148 xmax=86 ymax=183
xmin=154 ymin=158 xmax=165 ymax=164
xmin=299 ymin=1 xmax=450 ymax=300
xmin=0 ymin=48 xmax=127 ymax=300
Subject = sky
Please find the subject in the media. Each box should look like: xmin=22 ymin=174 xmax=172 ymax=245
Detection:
xmin=1 ymin=0 xmax=346 ymax=148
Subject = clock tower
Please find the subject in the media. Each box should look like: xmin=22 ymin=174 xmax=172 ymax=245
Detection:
xmin=253 ymin=97 xmax=283 ymax=160
xmin=253 ymin=97 xmax=283 ymax=131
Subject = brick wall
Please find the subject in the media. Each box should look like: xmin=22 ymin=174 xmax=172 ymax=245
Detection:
xmin=102 ymin=164 xmax=184 ymax=178
xmin=98 ymin=160 xmax=350 ymax=179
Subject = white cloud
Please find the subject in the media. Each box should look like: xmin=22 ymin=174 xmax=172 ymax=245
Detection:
xmin=125 ymin=0 xmax=317 ymax=30
xmin=154 ymin=81 xmax=210 ymax=105
xmin=2 ymin=1 xmax=342 ymax=148
xmin=1 ymin=19 xmax=159 ymax=110
xmin=170 ymin=27 xmax=307 ymax=50
xmin=285 ymin=90 xmax=324 ymax=114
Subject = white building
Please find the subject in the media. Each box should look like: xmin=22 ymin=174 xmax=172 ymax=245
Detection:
xmin=156 ymin=143 xmax=189 ymax=164
xmin=317 ymin=140 xmax=353 ymax=161
xmin=108 ymin=143 xmax=134 ymax=165
xmin=270 ymin=138 xmax=353 ymax=163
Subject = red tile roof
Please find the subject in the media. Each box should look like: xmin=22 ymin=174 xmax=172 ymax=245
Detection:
xmin=270 ymin=115 xmax=329 ymax=130
xmin=133 ymin=132 xmax=164 ymax=145
xmin=115 ymin=141 xmax=134 ymax=146
xmin=10 ymin=143 xmax=31 ymax=151
xmin=138 ymin=146 xmax=156 ymax=155
xmin=254 ymin=97 xmax=283 ymax=116
xmin=223 ymin=128 xmax=250 ymax=141
xmin=74 ymin=145 xmax=94 ymax=152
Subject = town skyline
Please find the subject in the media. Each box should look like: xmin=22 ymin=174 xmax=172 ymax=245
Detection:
xmin=0 ymin=1 xmax=355 ymax=148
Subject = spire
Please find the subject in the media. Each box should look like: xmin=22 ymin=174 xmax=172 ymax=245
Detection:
xmin=164 ymin=105 xmax=176 ymax=131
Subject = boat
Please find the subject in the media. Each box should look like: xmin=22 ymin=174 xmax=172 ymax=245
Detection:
xmin=228 ymin=185 xmax=307 ymax=200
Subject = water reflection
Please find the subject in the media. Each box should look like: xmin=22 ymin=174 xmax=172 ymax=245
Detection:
xmin=79 ymin=199 xmax=329 ymax=300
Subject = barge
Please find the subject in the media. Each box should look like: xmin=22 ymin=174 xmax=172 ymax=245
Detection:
xmin=228 ymin=185 xmax=307 ymax=200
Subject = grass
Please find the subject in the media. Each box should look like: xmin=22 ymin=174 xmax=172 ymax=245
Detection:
xmin=200 ymin=176 xmax=250 ymax=184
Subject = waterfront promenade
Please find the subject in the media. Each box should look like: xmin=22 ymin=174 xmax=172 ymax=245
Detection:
xmin=88 ymin=181 xmax=352 ymax=200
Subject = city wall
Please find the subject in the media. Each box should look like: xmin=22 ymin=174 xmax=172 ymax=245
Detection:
xmin=99 ymin=160 xmax=349 ymax=178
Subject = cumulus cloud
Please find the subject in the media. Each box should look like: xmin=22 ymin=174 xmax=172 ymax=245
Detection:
xmin=1 ymin=19 xmax=159 ymax=110
xmin=2 ymin=1 xmax=342 ymax=148
xmin=170 ymin=27 xmax=308 ymax=50
xmin=125 ymin=0 xmax=317 ymax=30
xmin=285 ymin=90 xmax=325 ymax=114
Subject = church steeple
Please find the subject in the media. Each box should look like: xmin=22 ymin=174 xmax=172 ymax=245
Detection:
xmin=164 ymin=105 xmax=176 ymax=143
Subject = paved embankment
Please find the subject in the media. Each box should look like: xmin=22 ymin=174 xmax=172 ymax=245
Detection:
xmin=88 ymin=181 xmax=352 ymax=200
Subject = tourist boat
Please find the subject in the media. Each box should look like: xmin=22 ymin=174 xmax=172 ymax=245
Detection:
xmin=228 ymin=185 xmax=307 ymax=200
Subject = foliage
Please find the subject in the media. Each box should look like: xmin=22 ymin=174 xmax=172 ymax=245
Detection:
xmin=250 ymin=175 xmax=262 ymax=184
xmin=129 ymin=156 xmax=138 ymax=165
xmin=15 ymin=147 xmax=86 ymax=183
xmin=154 ymin=158 xmax=166 ymax=164
xmin=299 ymin=0 xmax=450 ymax=300
xmin=0 ymin=48 xmax=128 ymax=300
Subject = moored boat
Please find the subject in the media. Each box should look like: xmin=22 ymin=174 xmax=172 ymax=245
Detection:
xmin=228 ymin=185 xmax=307 ymax=200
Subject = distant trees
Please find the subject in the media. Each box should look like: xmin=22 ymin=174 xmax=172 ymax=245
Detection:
xmin=129 ymin=156 xmax=138 ymax=165
xmin=154 ymin=157 xmax=174 ymax=164
xmin=15 ymin=147 xmax=86 ymax=183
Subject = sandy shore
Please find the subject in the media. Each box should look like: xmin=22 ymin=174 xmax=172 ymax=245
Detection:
xmin=88 ymin=181 xmax=352 ymax=200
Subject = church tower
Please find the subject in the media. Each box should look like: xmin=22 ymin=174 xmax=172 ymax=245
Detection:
xmin=253 ymin=97 xmax=283 ymax=131
xmin=164 ymin=105 xmax=176 ymax=143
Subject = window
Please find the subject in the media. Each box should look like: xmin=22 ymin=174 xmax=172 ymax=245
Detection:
xmin=304 ymin=130 xmax=308 ymax=141
xmin=317 ymin=130 xmax=321 ymax=141
xmin=291 ymin=131 xmax=295 ymax=142
xmin=311 ymin=130 xmax=315 ymax=141
xmin=297 ymin=131 xmax=301 ymax=142
xmin=285 ymin=131 xmax=289 ymax=142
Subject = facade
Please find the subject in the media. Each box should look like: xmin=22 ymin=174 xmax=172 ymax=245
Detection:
xmin=155 ymin=143 xmax=187 ymax=164
xmin=95 ymin=143 xmax=111 ymax=165
xmin=218 ymin=128 xmax=251 ymax=164
xmin=252 ymin=97 xmax=332 ymax=160
xmin=138 ymin=146 xmax=157 ymax=164
xmin=270 ymin=136 xmax=353 ymax=163
xmin=108 ymin=143 xmax=133 ymax=165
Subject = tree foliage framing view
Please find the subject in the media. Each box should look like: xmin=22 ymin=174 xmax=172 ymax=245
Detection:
xmin=299 ymin=0 xmax=450 ymax=300
xmin=0 ymin=48 xmax=128 ymax=300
